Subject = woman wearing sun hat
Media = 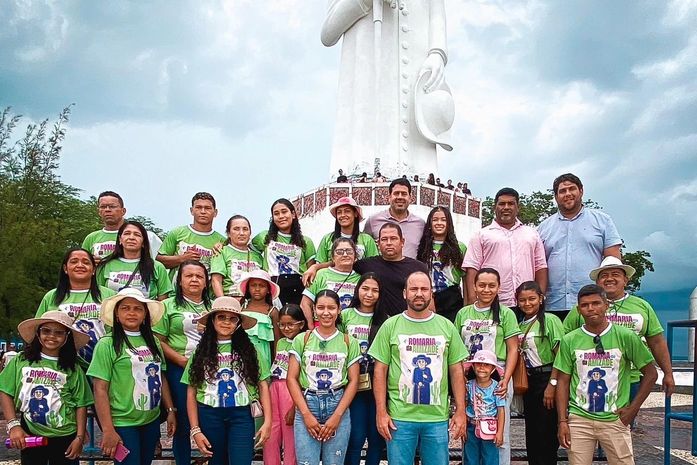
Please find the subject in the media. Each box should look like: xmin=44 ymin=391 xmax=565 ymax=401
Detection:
xmin=182 ymin=296 xmax=272 ymax=465
xmin=0 ymin=311 xmax=94 ymax=465
xmin=87 ymin=288 xmax=176 ymax=465
xmin=316 ymin=197 xmax=379 ymax=263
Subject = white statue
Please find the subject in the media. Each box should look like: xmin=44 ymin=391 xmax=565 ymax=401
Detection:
xmin=322 ymin=0 xmax=454 ymax=180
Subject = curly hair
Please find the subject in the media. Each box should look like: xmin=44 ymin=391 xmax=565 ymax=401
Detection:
xmin=416 ymin=207 xmax=463 ymax=270
xmin=188 ymin=316 xmax=260 ymax=389
xmin=265 ymin=198 xmax=306 ymax=249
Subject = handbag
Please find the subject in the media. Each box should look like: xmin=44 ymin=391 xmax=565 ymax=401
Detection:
xmin=357 ymin=372 xmax=372 ymax=391
xmin=472 ymin=381 xmax=498 ymax=440
xmin=251 ymin=400 xmax=264 ymax=418
xmin=513 ymin=318 xmax=535 ymax=395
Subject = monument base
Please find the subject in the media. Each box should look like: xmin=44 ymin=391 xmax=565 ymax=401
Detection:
xmin=290 ymin=182 xmax=482 ymax=247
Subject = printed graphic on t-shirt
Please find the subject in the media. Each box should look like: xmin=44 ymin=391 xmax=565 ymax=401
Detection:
xmin=267 ymin=241 xmax=302 ymax=276
xmin=520 ymin=331 xmax=542 ymax=368
xmin=92 ymin=241 xmax=116 ymax=260
xmin=397 ymin=334 xmax=446 ymax=406
xmin=608 ymin=313 xmax=644 ymax=335
xmin=324 ymin=280 xmax=357 ymax=309
xmin=182 ymin=312 xmax=203 ymax=357
xmin=305 ymin=349 xmax=346 ymax=390
xmin=106 ymin=271 xmax=149 ymax=296
xmin=460 ymin=319 xmax=497 ymax=359
xmin=129 ymin=346 xmax=162 ymax=411
xmin=574 ymin=348 xmax=620 ymax=413
xmin=271 ymin=350 xmax=290 ymax=380
xmin=228 ymin=259 xmax=262 ymax=294
xmin=18 ymin=367 xmax=67 ymax=428
xmin=177 ymin=242 xmax=215 ymax=270
xmin=202 ymin=353 xmax=251 ymax=407
xmin=59 ymin=302 xmax=105 ymax=363
xmin=431 ymin=251 xmax=455 ymax=292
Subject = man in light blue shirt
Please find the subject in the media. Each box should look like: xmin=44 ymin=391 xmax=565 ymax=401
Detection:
xmin=537 ymin=174 xmax=621 ymax=319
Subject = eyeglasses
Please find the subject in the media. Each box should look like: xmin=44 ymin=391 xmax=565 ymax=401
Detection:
xmin=334 ymin=248 xmax=355 ymax=256
xmin=98 ymin=204 xmax=121 ymax=210
xmin=38 ymin=327 xmax=68 ymax=338
xmin=277 ymin=322 xmax=303 ymax=330
xmin=593 ymin=335 xmax=605 ymax=354
xmin=215 ymin=314 xmax=239 ymax=324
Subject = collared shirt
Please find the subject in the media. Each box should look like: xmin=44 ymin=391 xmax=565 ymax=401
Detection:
xmin=462 ymin=219 xmax=547 ymax=306
xmin=537 ymin=207 xmax=621 ymax=311
xmin=364 ymin=209 xmax=426 ymax=259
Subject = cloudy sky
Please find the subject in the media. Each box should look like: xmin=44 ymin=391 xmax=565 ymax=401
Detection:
xmin=1 ymin=0 xmax=696 ymax=292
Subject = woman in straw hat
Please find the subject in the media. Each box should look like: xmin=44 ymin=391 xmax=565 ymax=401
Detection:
xmin=0 ymin=311 xmax=94 ymax=464
xmin=182 ymin=296 xmax=272 ymax=465
xmin=35 ymin=247 xmax=117 ymax=364
xmin=87 ymin=288 xmax=175 ymax=465
xmin=316 ymin=197 xmax=378 ymax=263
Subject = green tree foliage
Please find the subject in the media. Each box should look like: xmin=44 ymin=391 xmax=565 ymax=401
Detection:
xmin=480 ymin=189 xmax=653 ymax=291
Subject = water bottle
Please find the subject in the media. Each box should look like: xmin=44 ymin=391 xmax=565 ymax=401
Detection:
xmin=5 ymin=436 xmax=48 ymax=448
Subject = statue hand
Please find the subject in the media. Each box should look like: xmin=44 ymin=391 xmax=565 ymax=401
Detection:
xmin=420 ymin=53 xmax=445 ymax=93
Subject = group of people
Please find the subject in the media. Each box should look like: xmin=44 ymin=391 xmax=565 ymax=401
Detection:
xmin=0 ymin=172 xmax=673 ymax=465
xmin=335 ymin=170 xmax=472 ymax=196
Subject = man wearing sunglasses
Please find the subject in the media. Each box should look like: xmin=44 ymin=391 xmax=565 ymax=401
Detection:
xmin=553 ymin=284 xmax=657 ymax=465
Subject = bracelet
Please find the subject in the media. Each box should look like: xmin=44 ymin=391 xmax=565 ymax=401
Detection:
xmin=190 ymin=426 xmax=202 ymax=439
xmin=75 ymin=435 xmax=84 ymax=441
xmin=166 ymin=407 xmax=177 ymax=413
xmin=6 ymin=419 xmax=21 ymax=434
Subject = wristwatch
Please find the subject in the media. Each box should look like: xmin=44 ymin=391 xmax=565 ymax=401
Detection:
xmin=549 ymin=378 xmax=558 ymax=387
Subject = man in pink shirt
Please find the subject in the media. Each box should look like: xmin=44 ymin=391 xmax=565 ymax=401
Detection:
xmin=463 ymin=188 xmax=548 ymax=307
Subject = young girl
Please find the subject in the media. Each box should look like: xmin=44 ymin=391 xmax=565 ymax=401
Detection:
xmin=183 ymin=296 xmax=272 ymax=465
xmin=287 ymin=290 xmax=360 ymax=465
xmin=463 ymin=349 xmax=506 ymax=465
xmin=263 ymin=304 xmax=306 ymax=465
xmin=211 ymin=215 xmax=264 ymax=298
xmin=455 ymin=268 xmax=519 ymax=465
xmin=97 ymin=220 xmax=172 ymax=300
xmin=516 ymin=281 xmax=564 ymax=465
xmin=252 ymin=198 xmax=316 ymax=306
xmin=340 ymin=273 xmax=384 ymax=465
xmin=239 ymin=270 xmax=282 ymax=373
xmin=87 ymin=288 xmax=176 ymax=465
xmin=416 ymin=206 xmax=467 ymax=322
xmin=0 ymin=311 xmax=93 ymax=465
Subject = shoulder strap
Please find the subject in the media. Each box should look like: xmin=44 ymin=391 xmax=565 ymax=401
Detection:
xmin=344 ymin=333 xmax=350 ymax=350
xmin=303 ymin=330 xmax=312 ymax=345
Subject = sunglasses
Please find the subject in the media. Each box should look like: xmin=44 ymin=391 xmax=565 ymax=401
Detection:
xmin=38 ymin=327 xmax=68 ymax=338
xmin=215 ymin=314 xmax=239 ymax=324
xmin=593 ymin=335 xmax=605 ymax=354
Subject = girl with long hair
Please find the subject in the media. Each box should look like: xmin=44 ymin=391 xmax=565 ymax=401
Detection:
xmin=287 ymin=290 xmax=360 ymax=465
xmin=211 ymin=215 xmax=263 ymax=298
xmin=251 ymin=198 xmax=316 ymax=306
xmin=97 ymin=221 xmax=172 ymax=300
xmin=516 ymin=281 xmax=564 ymax=465
xmin=87 ymin=288 xmax=176 ymax=465
xmin=263 ymin=304 xmax=307 ymax=465
xmin=153 ymin=260 xmax=212 ymax=465
xmin=416 ymin=206 xmax=467 ymax=322
xmin=315 ymin=197 xmax=378 ymax=263
xmin=340 ymin=273 xmax=385 ymax=465
xmin=0 ymin=311 xmax=93 ymax=465
xmin=183 ymin=297 xmax=272 ymax=465
xmin=454 ymin=268 xmax=520 ymax=465
xmin=35 ymin=247 xmax=116 ymax=364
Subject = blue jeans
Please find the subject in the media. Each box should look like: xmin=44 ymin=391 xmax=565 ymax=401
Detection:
xmin=386 ymin=419 xmax=449 ymax=465
xmin=198 ymin=403 xmax=255 ymax=465
xmin=114 ymin=418 xmax=161 ymax=465
xmin=345 ymin=390 xmax=384 ymax=465
xmin=294 ymin=389 xmax=351 ymax=465
xmin=464 ymin=424 xmax=499 ymax=465
xmin=166 ymin=363 xmax=191 ymax=465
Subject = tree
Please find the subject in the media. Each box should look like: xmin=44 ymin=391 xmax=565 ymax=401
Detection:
xmin=480 ymin=189 xmax=654 ymax=291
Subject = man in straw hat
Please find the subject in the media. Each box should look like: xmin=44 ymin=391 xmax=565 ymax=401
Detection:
xmin=554 ymin=284 xmax=657 ymax=465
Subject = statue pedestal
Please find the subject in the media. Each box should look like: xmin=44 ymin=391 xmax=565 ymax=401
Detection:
xmin=290 ymin=182 xmax=482 ymax=246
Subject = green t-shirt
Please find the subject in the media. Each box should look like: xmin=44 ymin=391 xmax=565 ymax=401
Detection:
xmin=251 ymin=231 xmax=316 ymax=276
xmin=289 ymin=330 xmax=360 ymax=391
xmin=454 ymin=304 xmax=521 ymax=361
xmin=209 ymin=245 xmax=263 ymax=296
xmin=0 ymin=354 xmax=93 ymax=437
xmin=158 ymin=225 xmax=226 ymax=280
xmin=271 ymin=338 xmax=293 ymax=380
xmin=87 ymin=332 xmax=167 ymax=427
xmin=518 ymin=314 xmax=564 ymax=367
xmin=563 ymin=294 xmax=664 ymax=382
xmin=553 ymin=323 xmax=655 ymax=422
xmin=82 ymin=229 xmax=118 ymax=261
xmin=182 ymin=342 xmax=270 ymax=408
xmin=316 ymin=232 xmax=379 ymax=263
xmin=97 ymin=258 xmax=173 ymax=299
xmin=429 ymin=241 xmax=466 ymax=293
xmin=339 ymin=307 xmax=374 ymax=374
xmin=36 ymin=287 xmax=117 ymax=363
xmin=368 ymin=312 xmax=468 ymax=422
xmin=302 ymin=267 xmax=361 ymax=309
xmin=153 ymin=297 xmax=208 ymax=358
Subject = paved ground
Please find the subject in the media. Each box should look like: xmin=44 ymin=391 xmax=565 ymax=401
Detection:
xmin=0 ymin=392 xmax=694 ymax=464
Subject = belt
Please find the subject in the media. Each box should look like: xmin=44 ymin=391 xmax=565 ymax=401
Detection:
xmin=303 ymin=386 xmax=345 ymax=396
xmin=527 ymin=364 xmax=553 ymax=375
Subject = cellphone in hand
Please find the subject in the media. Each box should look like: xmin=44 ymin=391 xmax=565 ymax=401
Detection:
xmin=114 ymin=443 xmax=130 ymax=462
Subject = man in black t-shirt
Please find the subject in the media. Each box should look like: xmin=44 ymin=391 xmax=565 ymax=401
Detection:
xmin=354 ymin=223 xmax=428 ymax=316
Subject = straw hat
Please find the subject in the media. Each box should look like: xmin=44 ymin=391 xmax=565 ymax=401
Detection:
xmin=414 ymin=72 xmax=455 ymax=151
xmin=100 ymin=288 xmax=165 ymax=327
xmin=238 ymin=270 xmax=281 ymax=301
xmin=18 ymin=311 xmax=91 ymax=349
xmin=589 ymin=256 xmax=636 ymax=281
xmin=195 ymin=296 xmax=251 ymax=327
xmin=329 ymin=197 xmax=364 ymax=222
